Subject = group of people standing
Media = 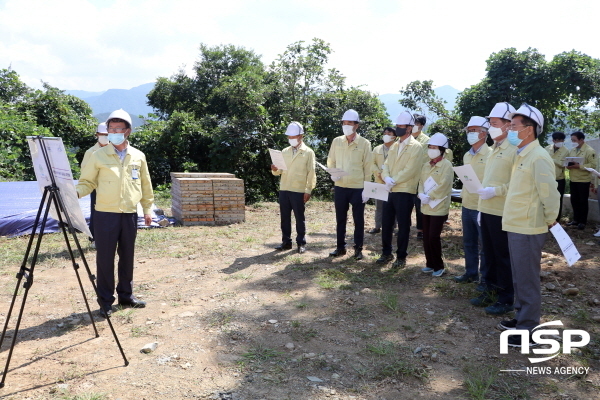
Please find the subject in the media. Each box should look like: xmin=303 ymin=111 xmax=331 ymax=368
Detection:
xmin=271 ymin=102 xmax=599 ymax=348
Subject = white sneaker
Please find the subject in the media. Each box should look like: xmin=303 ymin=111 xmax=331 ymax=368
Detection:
xmin=432 ymin=269 xmax=445 ymax=277
xmin=594 ymin=229 xmax=600 ymax=237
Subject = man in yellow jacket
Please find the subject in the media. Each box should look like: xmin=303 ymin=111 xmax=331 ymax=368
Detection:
xmin=368 ymin=127 xmax=396 ymax=234
xmin=454 ymin=116 xmax=489 ymax=289
xmin=379 ymin=111 xmax=423 ymax=268
xmin=80 ymin=122 xmax=109 ymax=248
xmin=471 ymin=102 xmax=517 ymax=315
xmin=411 ymin=114 xmax=430 ymax=239
xmin=497 ymin=104 xmax=560 ymax=348
xmin=271 ymin=122 xmax=316 ymax=254
xmin=327 ymin=109 xmax=373 ymax=260
xmin=545 ymin=132 xmax=569 ymax=222
xmin=76 ymin=109 xmax=154 ymax=317
xmin=566 ymin=131 xmax=596 ymax=230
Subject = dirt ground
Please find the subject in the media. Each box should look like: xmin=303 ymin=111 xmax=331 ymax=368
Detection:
xmin=0 ymin=201 xmax=599 ymax=400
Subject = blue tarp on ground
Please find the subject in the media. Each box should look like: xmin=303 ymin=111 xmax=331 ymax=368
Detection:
xmin=0 ymin=181 xmax=172 ymax=237
xmin=0 ymin=181 xmax=92 ymax=237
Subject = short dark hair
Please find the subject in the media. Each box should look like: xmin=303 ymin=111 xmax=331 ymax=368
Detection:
xmin=551 ymin=131 xmax=565 ymax=141
xmin=414 ymin=114 xmax=426 ymax=126
xmin=571 ymin=131 xmax=585 ymax=140
xmin=437 ymin=146 xmax=447 ymax=155
xmin=383 ymin=127 xmax=395 ymax=134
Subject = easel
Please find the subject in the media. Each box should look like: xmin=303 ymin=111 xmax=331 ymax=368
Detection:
xmin=0 ymin=136 xmax=128 ymax=388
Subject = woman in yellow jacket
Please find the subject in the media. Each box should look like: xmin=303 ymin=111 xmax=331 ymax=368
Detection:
xmin=417 ymin=133 xmax=454 ymax=277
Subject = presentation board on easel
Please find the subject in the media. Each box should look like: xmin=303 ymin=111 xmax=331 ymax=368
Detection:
xmin=26 ymin=137 xmax=92 ymax=238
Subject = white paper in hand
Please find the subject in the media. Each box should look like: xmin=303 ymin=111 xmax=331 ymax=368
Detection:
xmin=428 ymin=196 xmax=447 ymax=210
xmin=549 ymin=224 xmax=581 ymax=267
xmin=453 ymin=164 xmax=483 ymax=193
xmin=317 ymin=161 xmax=349 ymax=177
xmin=269 ymin=149 xmax=287 ymax=170
xmin=363 ymin=181 xmax=390 ymax=201
xmin=423 ymin=176 xmax=439 ymax=195
xmin=584 ymin=167 xmax=600 ymax=177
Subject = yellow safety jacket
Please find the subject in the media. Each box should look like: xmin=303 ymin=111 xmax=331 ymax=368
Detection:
xmin=271 ymin=142 xmax=316 ymax=194
xmin=567 ymin=143 xmax=596 ymax=183
xmin=545 ymin=144 xmax=568 ymax=180
xmin=382 ymin=135 xmax=423 ymax=194
xmin=461 ymin=144 xmax=490 ymax=210
xmin=418 ymin=158 xmax=453 ymax=216
xmin=327 ymin=135 xmax=373 ymax=189
xmin=478 ymin=140 xmax=518 ymax=217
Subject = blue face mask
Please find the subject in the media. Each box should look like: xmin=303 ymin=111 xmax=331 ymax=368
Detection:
xmin=108 ymin=133 xmax=126 ymax=145
xmin=507 ymin=130 xmax=522 ymax=146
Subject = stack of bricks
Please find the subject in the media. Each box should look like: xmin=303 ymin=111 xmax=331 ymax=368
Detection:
xmin=170 ymin=172 xmax=245 ymax=226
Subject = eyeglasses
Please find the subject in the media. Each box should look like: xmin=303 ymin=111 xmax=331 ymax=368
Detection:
xmin=107 ymin=128 xmax=128 ymax=133
xmin=508 ymin=124 xmax=531 ymax=130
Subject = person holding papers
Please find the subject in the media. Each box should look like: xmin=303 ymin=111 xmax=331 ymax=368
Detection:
xmin=378 ymin=111 xmax=422 ymax=268
xmin=454 ymin=116 xmax=490 ymax=290
xmin=545 ymin=132 xmax=569 ymax=222
xmin=327 ymin=109 xmax=373 ymax=260
xmin=566 ymin=131 xmax=596 ymax=230
xmin=270 ymin=122 xmax=316 ymax=254
xmin=417 ymin=133 xmax=453 ymax=277
xmin=411 ymin=115 xmax=430 ymax=239
xmin=471 ymin=102 xmax=518 ymax=315
xmin=496 ymin=104 xmax=560 ymax=348
xmin=368 ymin=127 xmax=397 ymax=234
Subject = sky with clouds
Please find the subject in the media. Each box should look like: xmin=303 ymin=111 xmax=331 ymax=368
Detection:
xmin=2 ymin=0 xmax=600 ymax=95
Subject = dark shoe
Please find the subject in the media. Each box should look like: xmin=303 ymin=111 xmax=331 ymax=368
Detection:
xmin=391 ymin=258 xmax=406 ymax=269
xmin=507 ymin=335 xmax=539 ymax=348
xmin=118 ymin=297 xmax=146 ymax=308
xmin=577 ymin=223 xmax=586 ymax=230
xmin=454 ymin=274 xmax=477 ymax=283
xmin=475 ymin=283 xmax=487 ymax=292
xmin=416 ymin=231 xmax=423 ymax=240
xmin=485 ymin=302 xmax=514 ymax=315
xmin=376 ymin=254 xmax=394 ymax=264
xmin=275 ymin=243 xmax=293 ymax=251
xmin=470 ymin=292 xmax=495 ymax=307
xmin=566 ymin=221 xmax=578 ymax=227
xmin=329 ymin=248 xmax=346 ymax=257
xmin=353 ymin=248 xmax=363 ymax=260
xmin=98 ymin=306 xmax=112 ymax=317
xmin=297 ymin=245 xmax=306 ymax=254
xmin=367 ymin=228 xmax=381 ymax=234
xmin=497 ymin=318 xmax=517 ymax=331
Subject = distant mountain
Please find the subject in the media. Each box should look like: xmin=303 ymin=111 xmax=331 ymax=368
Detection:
xmin=67 ymin=82 xmax=155 ymax=128
xmin=378 ymin=85 xmax=461 ymax=121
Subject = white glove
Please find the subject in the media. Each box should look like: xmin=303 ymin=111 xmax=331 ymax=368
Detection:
xmin=331 ymin=175 xmax=341 ymax=182
xmin=384 ymin=176 xmax=396 ymax=186
xmin=362 ymin=194 xmax=369 ymax=203
xmin=477 ymin=187 xmax=496 ymax=200
xmin=418 ymin=193 xmax=430 ymax=204
xmin=477 ymin=211 xmax=481 ymax=226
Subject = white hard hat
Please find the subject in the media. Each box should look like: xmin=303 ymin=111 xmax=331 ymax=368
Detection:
xmin=487 ymin=102 xmax=516 ymax=120
xmin=285 ymin=121 xmax=304 ymax=136
xmin=508 ymin=103 xmax=544 ymax=135
xmin=106 ymin=109 xmax=132 ymax=129
xmin=97 ymin=122 xmax=108 ymax=134
xmin=466 ymin=116 xmax=490 ymax=129
xmin=395 ymin=111 xmax=415 ymax=126
xmin=428 ymin=132 xmax=449 ymax=147
xmin=341 ymin=109 xmax=360 ymax=122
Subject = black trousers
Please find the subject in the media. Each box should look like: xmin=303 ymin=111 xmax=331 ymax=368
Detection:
xmin=556 ymin=179 xmax=565 ymax=222
xmin=89 ymin=190 xmax=97 ymax=240
xmin=570 ymin=181 xmax=590 ymax=224
xmin=413 ymin=194 xmax=423 ymax=230
xmin=422 ymin=214 xmax=446 ymax=271
xmin=279 ymin=190 xmax=306 ymax=245
xmin=382 ymin=192 xmax=413 ymax=259
xmin=481 ymin=213 xmax=513 ymax=304
xmin=334 ymin=186 xmax=364 ymax=249
xmin=94 ymin=211 xmax=137 ymax=308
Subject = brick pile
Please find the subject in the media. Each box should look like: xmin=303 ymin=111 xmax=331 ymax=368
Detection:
xmin=170 ymin=172 xmax=245 ymax=226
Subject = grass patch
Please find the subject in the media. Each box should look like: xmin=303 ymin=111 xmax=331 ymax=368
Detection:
xmin=366 ymin=340 xmax=395 ymax=356
xmin=242 ymin=344 xmax=283 ymax=361
xmin=377 ymin=359 xmax=429 ymax=381
xmin=377 ymin=291 xmax=401 ymax=312
xmin=462 ymin=364 xmax=531 ymax=400
xmin=315 ymin=268 xmax=347 ymax=289
xmin=60 ymin=393 xmax=108 ymax=400
xmin=429 ymin=279 xmax=479 ymax=299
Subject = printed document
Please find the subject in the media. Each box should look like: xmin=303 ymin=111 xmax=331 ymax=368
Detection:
xmin=453 ymin=164 xmax=482 ymax=193
xmin=269 ymin=149 xmax=287 ymax=170
xmin=549 ymin=224 xmax=580 ymax=267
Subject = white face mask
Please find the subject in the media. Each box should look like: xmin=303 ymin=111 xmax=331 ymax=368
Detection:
xmin=288 ymin=138 xmax=299 ymax=147
xmin=383 ymin=135 xmax=394 ymax=143
xmin=467 ymin=132 xmax=480 ymax=145
xmin=97 ymin=135 xmax=109 ymax=145
xmin=342 ymin=125 xmax=355 ymax=136
xmin=554 ymin=142 xmax=564 ymax=148
xmin=427 ymin=148 xmax=441 ymax=159
xmin=412 ymin=125 xmax=420 ymax=134
xmin=488 ymin=126 xmax=503 ymax=140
